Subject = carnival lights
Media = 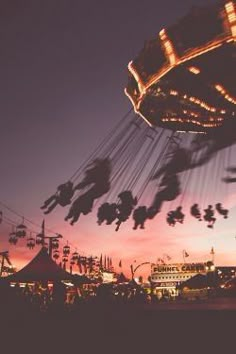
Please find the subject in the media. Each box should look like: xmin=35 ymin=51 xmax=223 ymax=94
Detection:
xmin=125 ymin=0 xmax=236 ymax=132
xmin=225 ymin=1 xmax=236 ymax=39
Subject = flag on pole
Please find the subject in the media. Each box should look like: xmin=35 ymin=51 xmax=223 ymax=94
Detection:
xmin=210 ymin=247 xmax=215 ymax=255
xmin=157 ymin=258 xmax=165 ymax=264
xmin=119 ymin=260 xmax=122 ymax=268
xmin=183 ymin=250 xmax=189 ymax=257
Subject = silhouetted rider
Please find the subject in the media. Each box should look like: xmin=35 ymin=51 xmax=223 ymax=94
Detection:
xmin=41 ymin=181 xmax=74 ymax=214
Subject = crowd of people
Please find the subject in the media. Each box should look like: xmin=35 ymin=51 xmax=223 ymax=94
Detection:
xmin=0 ymin=279 xmax=70 ymax=313
xmin=0 ymin=278 xmax=168 ymax=315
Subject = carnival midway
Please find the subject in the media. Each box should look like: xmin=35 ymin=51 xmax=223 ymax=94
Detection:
xmin=1 ymin=0 xmax=236 ymax=315
xmin=2 ymin=233 xmax=236 ymax=312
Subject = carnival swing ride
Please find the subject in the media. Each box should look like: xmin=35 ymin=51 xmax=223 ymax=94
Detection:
xmin=40 ymin=0 xmax=236 ymax=232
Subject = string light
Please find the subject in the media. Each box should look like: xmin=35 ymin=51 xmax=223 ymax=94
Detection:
xmin=215 ymin=84 xmax=236 ymax=105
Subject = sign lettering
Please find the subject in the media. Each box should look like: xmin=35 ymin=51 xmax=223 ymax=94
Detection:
xmin=151 ymin=263 xmax=206 ymax=274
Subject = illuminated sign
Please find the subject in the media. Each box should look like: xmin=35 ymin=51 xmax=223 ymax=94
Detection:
xmin=102 ymin=272 xmax=115 ymax=283
xmin=151 ymin=263 xmax=206 ymax=274
xmin=155 ymin=282 xmax=178 ymax=288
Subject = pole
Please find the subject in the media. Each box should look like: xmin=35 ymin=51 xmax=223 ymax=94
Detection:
xmin=211 ymin=247 xmax=215 ymax=264
xmin=130 ymin=264 xmax=134 ymax=280
xmin=48 ymin=238 xmax=53 ymax=259
xmin=0 ymin=252 xmax=9 ymax=277
xmin=0 ymin=255 xmax=4 ymax=277
xmin=42 ymin=220 xmax=45 ymax=246
xmin=40 ymin=221 xmax=62 ymax=259
xmin=131 ymin=261 xmax=150 ymax=281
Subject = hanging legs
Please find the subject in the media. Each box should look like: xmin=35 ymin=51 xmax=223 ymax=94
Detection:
xmin=203 ymin=205 xmax=216 ymax=228
xmin=41 ymin=195 xmax=59 ymax=214
xmin=133 ymin=206 xmax=147 ymax=230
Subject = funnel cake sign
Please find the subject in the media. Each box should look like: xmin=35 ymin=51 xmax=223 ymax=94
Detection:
xmin=151 ymin=263 xmax=206 ymax=274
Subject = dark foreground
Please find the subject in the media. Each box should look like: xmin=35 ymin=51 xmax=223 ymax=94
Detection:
xmin=1 ymin=298 xmax=236 ymax=352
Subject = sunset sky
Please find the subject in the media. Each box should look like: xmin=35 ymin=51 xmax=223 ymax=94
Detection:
xmin=0 ymin=0 xmax=236 ymax=280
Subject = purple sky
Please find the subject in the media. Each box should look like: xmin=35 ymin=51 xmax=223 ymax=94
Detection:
xmin=1 ymin=0 xmax=236 ymax=279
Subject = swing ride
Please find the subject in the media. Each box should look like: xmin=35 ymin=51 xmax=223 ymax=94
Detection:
xmin=39 ymin=0 xmax=236 ymax=232
xmin=125 ymin=0 xmax=236 ymax=133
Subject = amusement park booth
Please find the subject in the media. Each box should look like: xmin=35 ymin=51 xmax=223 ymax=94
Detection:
xmin=150 ymin=261 xmax=215 ymax=299
xmin=178 ymin=274 xmax=208 ymax=301
xmin=5 ymin=247 xmax=72 ymax=285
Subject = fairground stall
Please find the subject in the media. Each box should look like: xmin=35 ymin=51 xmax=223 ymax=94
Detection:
xmin=150 ymin=261 xmax=215 ymax=299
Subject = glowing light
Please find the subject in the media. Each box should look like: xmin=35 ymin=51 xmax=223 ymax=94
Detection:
xmin=180 ymin=41 xmax=224 ymax=64
xmin=159 ymin=28 xmax=178 ymax=66
xmin=225 ymin=1 xmax=236 ymax=40
xmin=135 ymin=110 xmax=153 ymax=127
xmin=188 ymin=66 xmax=201 ymax=74
xmin=124 ymin=88 xmax=153 ymax=127
xmin=124 ymin=88 xmax=138 ymax=111
xmin=125 ymin=3 xmax=235 ymax=128
xmin=145 ymin=39 xmax=226 ymax=94
xmin=173 ymin=92 xmax=220 ymax=114
xmin=177 ymin=130 xmax=206 ymax=134
xmin=215 ymin=84 xmax=236 ymax=104
xmin=161 ymin=117 xmax=222 ymax=128
xmin=170 ymin=90 xmax=178 ymax=96
xmin=127 ymin=36 xmax=230 ymax=115
xmin=128 ymin=61 xmax=146 ymax=95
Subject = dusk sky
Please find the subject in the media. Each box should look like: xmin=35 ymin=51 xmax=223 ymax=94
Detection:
xmin=1 ymin=0 xmax=236 ymax=279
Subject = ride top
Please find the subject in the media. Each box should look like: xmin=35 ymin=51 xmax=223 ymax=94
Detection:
xmin=125 ymin=0 xmax=236 ymax=133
